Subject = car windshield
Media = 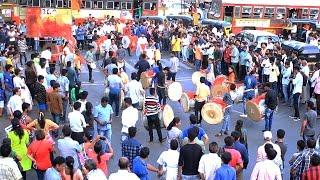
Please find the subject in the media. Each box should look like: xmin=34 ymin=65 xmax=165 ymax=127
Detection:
xmin=257 ymin=36 xmax=279 ymax=43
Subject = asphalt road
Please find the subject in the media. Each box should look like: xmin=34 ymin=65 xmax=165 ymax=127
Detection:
xmin=0 ymin=54 xmax=318 ymax=179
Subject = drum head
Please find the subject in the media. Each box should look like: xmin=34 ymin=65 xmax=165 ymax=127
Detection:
xmin=201 ymin=103 xmax=223 ymax=125
xmin=162 ymin=105 xmax=174 ymax=127
xmin=140 ymin=72 xmax=150 ymax=89
xmin=180 ymin=93 xmax=190 ymax=112
xmin=120 ymin=90 xmax=125 ymax=108
xmin=192 ymin=71 xmax=206 ymax=85
xmin=246 ymin=100 xmax=263 ymax=121
xmin=168 ymin=82 xmax=183 ymax=101
xmin=211 ymin=85 xmax=229 ymax=97
xmin=213 ymin=75 xmax=227 ymax=86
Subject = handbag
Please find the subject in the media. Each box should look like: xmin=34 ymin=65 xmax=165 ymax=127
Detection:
xmin=89 ymin=62 xmax=96 ymax=69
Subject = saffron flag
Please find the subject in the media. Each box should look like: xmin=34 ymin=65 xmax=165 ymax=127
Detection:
xmin=71 ymin=0 xmax=81 ymax=11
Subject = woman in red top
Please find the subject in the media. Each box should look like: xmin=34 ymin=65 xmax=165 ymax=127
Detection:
xmin=27 ymin=129 xmax=54 ymax=180
xmin=87 ymin=140 xmax=114 ymax=176
xmin=227 ymin=66 xmax=236 ymax=84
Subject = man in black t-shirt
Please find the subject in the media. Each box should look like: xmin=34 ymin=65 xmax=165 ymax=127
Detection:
xmin=178 ymin=126 xmax=203 ymax=179
xmin=264 ymin=82 xmax=278 ymax=132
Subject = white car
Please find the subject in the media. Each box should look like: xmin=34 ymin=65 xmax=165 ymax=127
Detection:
xmin=235 ymin=30 xmax=280 ymax=47
xmin=164 ymin=2 xmax=204 ymax=19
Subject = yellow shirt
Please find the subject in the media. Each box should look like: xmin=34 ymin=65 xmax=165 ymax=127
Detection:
xmin=196 ymin=83 xmax=210 ymax=102
xmin=6 ymin=58 xmax=13 ymax=66
xmin=27 ymin=119 xmax=59 ymax=135
xmin=171 ymin=38 xmax=181 ymax=52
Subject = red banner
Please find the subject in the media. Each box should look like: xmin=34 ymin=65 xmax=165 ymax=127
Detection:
xmin=26 ymin=8 xmax=72 ymax=38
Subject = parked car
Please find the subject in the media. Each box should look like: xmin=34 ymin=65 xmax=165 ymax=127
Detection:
xmin=200 ymin=19 xmax=232 ymax=35
xmin=235 ymin=30 xmax=279 ymax=47
xmin=282 ymin=40 xmax=320 ymax=63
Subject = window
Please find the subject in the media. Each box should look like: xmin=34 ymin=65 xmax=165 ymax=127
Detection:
xmin=56 ymin=0 xmax=64 ymax=8
xmin=114 ymin=2 xmax=120 ymax=9
xmin=276 ymin=7 xmax=286 ymax=19
xmin=310 ymin=8 xmax=319 ymax=19
xmin=84 ymin=1 xmax=91 ymax=8
xmin=242 ymin=6 xmax=252 ymax=18
xmin=264 ymin=7 xmax=275 ymax=18
xmin=144 ymin=3 xmax=152 ymax=10
xmin=67 ymin=0 xmax=71 ymax=8
xmin=302 ymin=8 xmax=309 ymax=18
xmin=93 ymin=1 xmax=103 ymax=9
xmin=32 ymin=0 xmax=40 ymax=6
xmin=253 ymin=7 xmax=263 ymax=18
xmin=44 ymin=0 xmax=55 ymax=8
xmin=19 ymin=0 xmax=27 ymax=5
xmin=106 ymin=1 xmax=114 ymax=9
xmin=121 ymin=2 xmax=132 ymax=10
xmin=234 ymin=6 xmax=241 ymax=18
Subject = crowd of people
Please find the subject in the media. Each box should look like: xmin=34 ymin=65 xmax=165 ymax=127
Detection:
xmin=0 ymin=12 xmax=320 ymax=180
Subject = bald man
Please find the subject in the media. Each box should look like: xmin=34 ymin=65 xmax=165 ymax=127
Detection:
xmin=109 ymin=157 xmax=139 ymax=180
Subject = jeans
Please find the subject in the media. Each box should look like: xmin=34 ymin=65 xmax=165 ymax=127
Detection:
xmin=195 ymin=101 xmax=205 ymax=124
xmin=316 ymin=93 xmax=320 ymax=115
xmin=98 ymin=124 xmax=112 ymax=142
xmin=293 ymin=93 xmax=301 ymax=118
xmin=231 ymin=62 xmax=239 ymax=77
xmin=195 ymin=60 xmax=201 ymax=71
xmin=87 ymin=64 xmax=93 ymax=81
xmin=216 ymin=61 xmax=222 ymax=75
xmin=301 ymin=86 xmax=307 ymax=103
xmin=62 ymin=99 xmax=68 ymax=122
xmin=36 ymin=169 xmax=46 ymax=180
xmin=20 ymin=52 xmax=27 ymax=65
xmin=147 ymin=114 xmax=162 ymax=141
xmin=167 ymin=72 xmax=177 ymax=82
xmin=4 ymin=90 xmax=13 ymax=104
xmin=182 ymin=46 xmax=189 ymax=61
xmin=282 ymin=84 xmax=289 ymax=103
xmin=109 ymin=93 xmax=120 ymax=116
xmin=34 ymin=40 xmax=39 ymax=52
xmin=221 ymin=115 xmax=231 ymax=132
xmin=157 ymin=87 xmax=166 ymax=105
xmin=264 ymin=108 xmax=274 ymax=131
xmin=181 ymin=174 xmax=200 ymax=180
xmin=51 ymin=113 xmax=61 ymax=137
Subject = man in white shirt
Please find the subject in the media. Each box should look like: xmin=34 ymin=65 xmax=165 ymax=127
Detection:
xmin=168 ymin=53 xmax=179 ymax=82
xmin=40 ymin=47 xmax=52 ymax=68
xmin=290 ymin=66 xmax=303 ymax=120
xmin=121 ymin=97 xmax=138 ymax=141
xmin=256 ymin=131 xmax=283 ymax=169
xmin=7 ymin=88 xmax=23 ymax=119
xmin=145 ymin=42 xmax=156 ymax=67
xmin=0 ymin=144 xmax=23 ymax=180
xmin=251 ymin=145 xmax=282 ymax=180
xmin=181 ymin=35 xmax=190 ymax=62
xmin=310 ymin=63 xmax=320 ymax=99
xmin=198 ymin=142 xmax=222 ymax=180
xmin=109 ymin=157 xmax=139 ymax=180
xmin=261 ymin=57 xmax=271 ymax=83
xmin=127 ymin=72 xmax=144 ymax=108
xmin=68 ymin=101 xmax=87 ymax=144
xmin=157 ymin=139 xmax=180 ymax=180
xmin=300 ymin=60 xmax=310 ymax=104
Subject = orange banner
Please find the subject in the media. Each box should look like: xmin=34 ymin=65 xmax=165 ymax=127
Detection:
xmin=26 ymin=8 xmax=72 ymax=38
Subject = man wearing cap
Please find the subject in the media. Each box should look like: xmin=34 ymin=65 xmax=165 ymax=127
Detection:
xmin=194 ymin=77 xmax=210 ymax=125
xmin=256 ymin=131 xmax=283 ymax=170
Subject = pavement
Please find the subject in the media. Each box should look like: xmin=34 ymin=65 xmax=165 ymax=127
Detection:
xmin=0 ymin=54 xmax=318 ymax=179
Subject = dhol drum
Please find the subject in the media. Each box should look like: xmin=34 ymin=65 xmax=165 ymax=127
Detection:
xmin=192 ymin=71 xmax=206 ymax=85
xmin=140 ymin=70 xmax=154 ymax=89
xmin=230 ymin=83 xmax=259 ymax=104
xmin=211 ymin=75 xmax=229 ymax=97
xmin=201 ymin=97 xmax=227 ymax=125
xmin=168 ymin=82 xmax=183 ymax=101
xmin=180 ymin=92 xmax=196 ymax=112
xmin=143 ymin=104 xmax=174 ymax=131
xmin=246 ymin=93 xmax=266 ymax=121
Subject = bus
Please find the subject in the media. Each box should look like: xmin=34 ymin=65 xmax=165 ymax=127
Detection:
xmin=208 ymin=0 xmax=320 ymax=34
xmin=14 ymin=0 xmax=161 ymax=23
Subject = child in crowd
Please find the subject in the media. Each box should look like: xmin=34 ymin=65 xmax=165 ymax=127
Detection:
xmin=216 ymin=93 xmax=234 ymax=136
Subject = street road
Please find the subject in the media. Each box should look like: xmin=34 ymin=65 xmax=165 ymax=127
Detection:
xmin=0 ymin=54 xmax=316 ymax=179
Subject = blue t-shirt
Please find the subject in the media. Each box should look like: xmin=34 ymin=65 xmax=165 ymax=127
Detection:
xmin=3 ymin=72 xmax=13 ymax=90
xmin=0 ymin=88 xmax=4 ymax=101
xmin=133 ymin=156 xmax=149 ymax=180
xmin=244 ymin=75 xmax=257 ymax=99
xmin=93 ymin=104 xmax=113 ymax=130
xmin=182 ymin=125 xmax=206 ymax=140
xmin=107 ymin=75 xmax=122 ymax=95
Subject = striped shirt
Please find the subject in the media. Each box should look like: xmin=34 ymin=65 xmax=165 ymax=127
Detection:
xmin=302 ymin=166 xmax=320 ymax=180
xmin=144 ymin=96 xmax=160 ymax=116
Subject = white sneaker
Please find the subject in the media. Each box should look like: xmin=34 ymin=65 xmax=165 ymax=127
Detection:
xmin=240 ymin=114 xmax=248 ymax=118
xmin=293 ymin=118 xmax=301 ymax=122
